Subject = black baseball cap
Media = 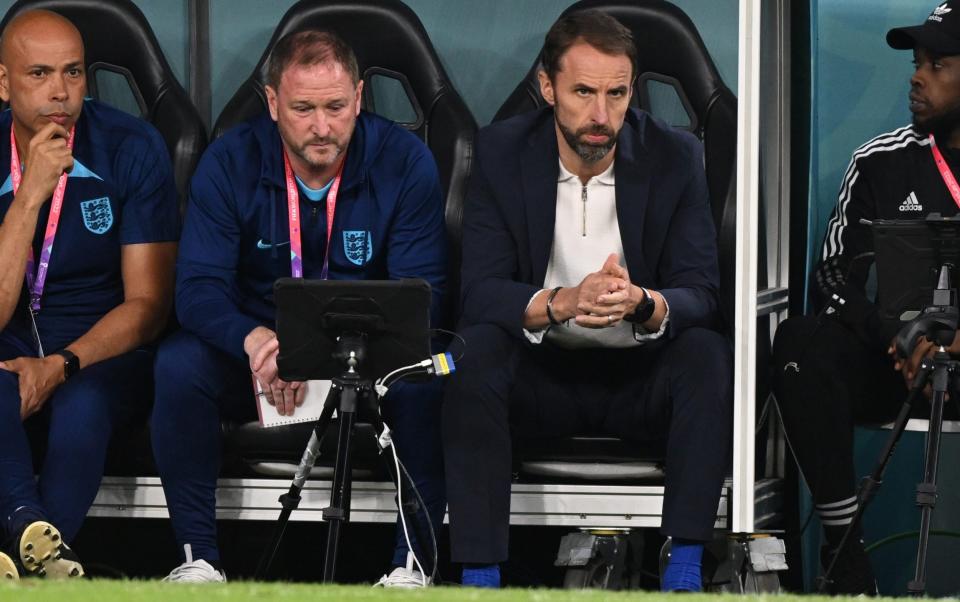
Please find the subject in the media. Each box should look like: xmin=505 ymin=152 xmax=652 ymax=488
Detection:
xmin=888 ymin=1 xmax=960 ymax=55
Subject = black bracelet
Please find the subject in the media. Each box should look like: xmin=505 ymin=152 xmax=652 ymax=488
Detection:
xmin=546 ymin=286 xmax=564 ymax=326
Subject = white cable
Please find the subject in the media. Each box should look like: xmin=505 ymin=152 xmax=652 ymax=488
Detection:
xmin=374 ymin=361 xmax=436 ymax=586
xmin=376 ymin=359 xmax=432 ymax=391
xmin=389 ymin=433 xmax=427 ymax=586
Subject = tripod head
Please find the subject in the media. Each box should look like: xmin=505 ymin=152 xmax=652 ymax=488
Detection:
xmin=896 ymin=264 xmax=960 ymax=357
xmin=333 ymin=332 xmax=367 ymax=375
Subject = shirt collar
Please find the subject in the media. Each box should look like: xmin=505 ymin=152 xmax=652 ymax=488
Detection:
xmin=557 ymin=157 xmax=616 ymax=186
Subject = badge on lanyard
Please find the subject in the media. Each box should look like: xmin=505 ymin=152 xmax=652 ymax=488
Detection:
xmin=282 ymin=148 xmax=345 ymax=279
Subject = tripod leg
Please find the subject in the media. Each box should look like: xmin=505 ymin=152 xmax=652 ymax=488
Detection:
xmin=819 ymin=361 xmax=932 ymax=593
xmin=255 ymin=390 xmax=339 ymax=580
xmin=908 ymin=355 xmax=951 ymax=596
xmin=322 ymin=383 xmax=358 ymax=583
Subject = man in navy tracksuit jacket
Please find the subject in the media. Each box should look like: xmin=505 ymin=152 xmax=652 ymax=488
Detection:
xmin=151 ymin=30 xmax=446 ymax=584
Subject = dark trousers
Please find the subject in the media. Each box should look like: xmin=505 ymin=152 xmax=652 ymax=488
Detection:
xmin=771 ymin=315 xmax=906 ymax=506
xmin=151 ymin=329 xmax=446 ymax=566
xmin=442 ymin=323 xmax=733 ymax=564
xmin=0 ymin=330 xmax=152 ymax=541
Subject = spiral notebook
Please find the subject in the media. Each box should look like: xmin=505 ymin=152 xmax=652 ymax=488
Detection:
xmin=254 ymin=377 xmax=332 ymax=428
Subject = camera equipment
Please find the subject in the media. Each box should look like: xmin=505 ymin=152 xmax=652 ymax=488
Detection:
xmin=819 ymin=216 xmax=960 ymax=596
xmin=255 ymin=278 xmax=447 ymax=583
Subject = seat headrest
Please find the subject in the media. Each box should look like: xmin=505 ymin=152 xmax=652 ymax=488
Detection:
xmin=213 ymin=0 xmax=456 ymax=139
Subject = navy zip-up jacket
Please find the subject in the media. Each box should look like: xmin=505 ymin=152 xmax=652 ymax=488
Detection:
xmin=176 ymin=110 xmax=446 ymax=360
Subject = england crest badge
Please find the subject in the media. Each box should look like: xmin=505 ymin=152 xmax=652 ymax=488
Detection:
xmin=342 ymin=230 xmax=373 ymax=265
xmin=80 ymin=197 xmax=114 ymax=234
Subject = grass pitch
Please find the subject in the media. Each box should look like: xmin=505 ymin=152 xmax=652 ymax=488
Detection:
xmin=0 ymin=580 xmax=901 ymax=602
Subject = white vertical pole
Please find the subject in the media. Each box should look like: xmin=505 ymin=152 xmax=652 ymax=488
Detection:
xmin=733 ymin=0 xmax=761 ymax=533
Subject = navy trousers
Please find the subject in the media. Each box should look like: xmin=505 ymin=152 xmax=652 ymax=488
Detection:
xmin=0 ymin=330 xmax=152 ymax=542
xmin=151 ymin=330 xmax=445 ymax=567
xmin=442 ymin=324 xmax=733 ymax=564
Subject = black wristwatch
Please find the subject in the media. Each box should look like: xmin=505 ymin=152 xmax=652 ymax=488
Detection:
xmin=52 ymin=349 xmax=80 ymax=380
xmin=625 ymin=287 xmax=656 ymax=324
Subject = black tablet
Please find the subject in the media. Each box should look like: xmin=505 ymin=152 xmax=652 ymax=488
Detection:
xmin=872 ymin=215 xmax=960 ymax=321
xmin=274 ymin=278 xmax=431 ymax=381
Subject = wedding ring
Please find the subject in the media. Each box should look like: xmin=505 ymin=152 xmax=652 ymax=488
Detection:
xmin=607 ymin=315 xmax=614 ymax=324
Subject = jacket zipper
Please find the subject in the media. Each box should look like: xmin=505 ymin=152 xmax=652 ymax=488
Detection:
xmin=581 ymin=184 xmax=587 ymax=237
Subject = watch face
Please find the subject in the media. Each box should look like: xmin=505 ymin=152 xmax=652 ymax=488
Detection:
xmin=65 ymin=355 xmax=80 ymax=377
xmin=58 ymin=350 xmax=79 ymax=378
xmin=635 ymin=291 xmax=656 ymax=323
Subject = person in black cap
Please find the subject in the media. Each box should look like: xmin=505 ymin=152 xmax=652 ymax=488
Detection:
xmin=771 ymin=0 xmax=960 ymax=595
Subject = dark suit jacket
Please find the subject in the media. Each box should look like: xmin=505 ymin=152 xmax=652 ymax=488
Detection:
xmin=459 ymin=107 xmax=720 ymax=340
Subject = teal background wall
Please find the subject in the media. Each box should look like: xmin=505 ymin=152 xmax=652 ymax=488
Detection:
xmin=0 ymin=0 xmax=738 ymax=127
xmin=131 ymin=0 xmax=188 ymax=87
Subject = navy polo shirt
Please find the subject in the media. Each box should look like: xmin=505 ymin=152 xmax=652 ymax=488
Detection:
xmin=0 ymin=100 xmax=179 ymax=352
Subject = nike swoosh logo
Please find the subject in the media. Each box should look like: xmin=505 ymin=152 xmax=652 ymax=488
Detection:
xmin=257 ymin=239 xmax=291 ymax=250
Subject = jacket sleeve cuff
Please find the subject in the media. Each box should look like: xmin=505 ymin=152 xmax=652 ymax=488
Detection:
xmin=633 ymin=297 xmax=671 ymax=342
xmin=522 ymin=289 xmax=549 ymax=344
xmin=225 ymin=315 xmax=267 ymax=362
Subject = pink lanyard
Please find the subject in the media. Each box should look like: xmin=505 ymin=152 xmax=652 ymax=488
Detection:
xmin=282 ymin=150 xmax=344 ymax=280
xmin=10 ymin=126 xmax=76 ymax=312
xmin=930 ymin=134 xmax=960 ymax=210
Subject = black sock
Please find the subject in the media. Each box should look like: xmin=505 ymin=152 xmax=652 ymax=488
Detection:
xmin=816 ymin=496 xmax=859 ymax=549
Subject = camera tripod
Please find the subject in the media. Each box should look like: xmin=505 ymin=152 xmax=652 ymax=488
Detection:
xmin=819 ymin=265 xmax=959 ymax=596
xmin=254 ymin=333 xmax=435 ymax=582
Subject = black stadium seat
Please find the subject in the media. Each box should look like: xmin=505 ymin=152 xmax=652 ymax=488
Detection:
xmin=210 ymin=0 xmax=477 ymax=477
xmin=0 ymin=0 xmax=208 ymax=205
xmin=492 ymin=0 xmax=737 ymax=484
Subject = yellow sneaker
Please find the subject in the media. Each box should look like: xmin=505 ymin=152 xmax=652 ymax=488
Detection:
xmin=0 ymin=551 xmax=18 ymax=581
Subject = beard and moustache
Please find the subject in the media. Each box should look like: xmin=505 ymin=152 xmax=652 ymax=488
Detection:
xmin=913 ymin=100 xmax=960 ymax=143
xmin=557 ymin=119 xmax=618 ymax=164
xmin=291 ymin=135 xmax=345 ymax=170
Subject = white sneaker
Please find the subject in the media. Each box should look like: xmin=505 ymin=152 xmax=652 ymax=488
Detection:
xmin=374 ymin=551 xmax=430 ymax=588
xmin=162 ymin=544 xmax=226 ymax=583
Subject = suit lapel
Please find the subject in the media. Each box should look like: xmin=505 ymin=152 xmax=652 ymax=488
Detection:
xmin=521 ymin=117 xmax=560 ymax=287
xmin=614 ymin=112 xmax=654 ymax=283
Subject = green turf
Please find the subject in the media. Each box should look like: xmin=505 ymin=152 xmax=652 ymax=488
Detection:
xmin=0 ymin=580 xmax=906 ymax=602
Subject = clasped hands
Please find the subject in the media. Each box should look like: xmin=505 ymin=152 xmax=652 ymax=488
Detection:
xmin=555 ymin=253 xmax=646 ymax=330
xmin=244 ymin=326 xmax=305 ymax=416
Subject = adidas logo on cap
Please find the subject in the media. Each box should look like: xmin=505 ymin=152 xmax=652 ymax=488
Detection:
xmin=899 ymin=191 xmax=923 ymax=212
xmin=930 ymin=2 xmax=953 ymax=22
